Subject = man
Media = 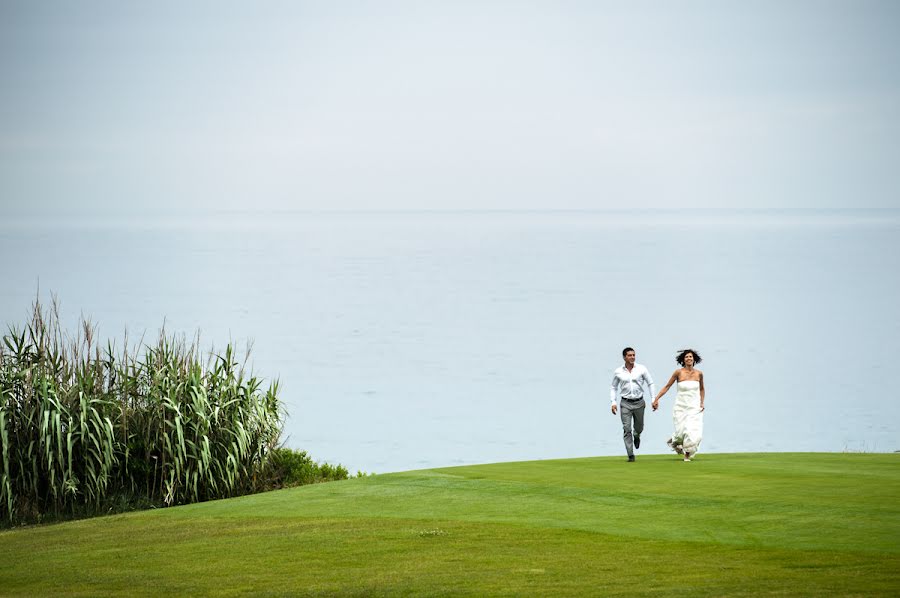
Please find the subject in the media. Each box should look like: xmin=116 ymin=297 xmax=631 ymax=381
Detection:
xmin=610 ymin=347 xmax=656 ymax=462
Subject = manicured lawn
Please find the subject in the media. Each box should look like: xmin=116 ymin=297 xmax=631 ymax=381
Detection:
xmin=1 ymin=453 xmax=898 ymax=596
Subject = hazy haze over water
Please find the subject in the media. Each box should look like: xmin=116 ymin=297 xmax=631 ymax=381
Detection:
xmin=4 ymin=2 xmax=899 ymax=472
xmin=2 ymin=210 xmax=898 ymax=472
xmin=3 ymin=2 xmax=899 ymax=214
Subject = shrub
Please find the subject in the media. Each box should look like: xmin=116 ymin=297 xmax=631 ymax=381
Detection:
xmin=0 ymin=297 xmax=344 ymax=526
xmin=261 ymin=448 xmax=349 ymax=489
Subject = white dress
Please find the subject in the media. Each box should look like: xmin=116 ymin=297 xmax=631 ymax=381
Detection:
xmin=670 ymin=380 xmax=703 ymax=456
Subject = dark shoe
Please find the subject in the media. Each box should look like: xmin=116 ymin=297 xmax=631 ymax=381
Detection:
xmin=634 ymin=435 xmax=641 ymax=449
xmin=627 ymin=455 xmax=635 ymax=462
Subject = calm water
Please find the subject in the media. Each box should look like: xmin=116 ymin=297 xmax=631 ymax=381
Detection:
xmin=2 ymin=210 xmax=898 ymax=472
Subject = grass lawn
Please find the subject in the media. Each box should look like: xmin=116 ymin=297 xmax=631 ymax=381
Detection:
xmin=1 ymin=452 xmax=898 ymax=596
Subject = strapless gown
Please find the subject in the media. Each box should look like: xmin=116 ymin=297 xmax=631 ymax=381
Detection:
xmin=670 ymin=380 xmax=703 ymax=455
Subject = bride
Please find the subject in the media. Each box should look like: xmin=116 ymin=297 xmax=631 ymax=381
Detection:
xmin=652 ymin=349 xmax=705 ymax=461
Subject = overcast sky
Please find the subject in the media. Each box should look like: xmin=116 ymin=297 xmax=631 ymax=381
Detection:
xmin=2 ymin=0 xmax=899 ymax=217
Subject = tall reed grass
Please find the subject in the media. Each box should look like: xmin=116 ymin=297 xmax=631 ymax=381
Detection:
xmin=0 ymin=297 xmax=285 ymax=525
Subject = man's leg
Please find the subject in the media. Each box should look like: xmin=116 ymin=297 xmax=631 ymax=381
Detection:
xmin=620 ymin=402 xmax=635 ymax=457
xmin=632 ymin=402 xmax=645 ymax=449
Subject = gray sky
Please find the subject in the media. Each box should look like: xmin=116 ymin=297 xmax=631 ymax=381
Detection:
xmin=2 ymin=0 xmax=899 ymax=216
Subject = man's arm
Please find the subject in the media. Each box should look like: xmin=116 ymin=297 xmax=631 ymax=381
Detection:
xmin=644 ymin=367 xmax=657 ymax=404
xmin=610 ymin=373 xmax=618 ymax=414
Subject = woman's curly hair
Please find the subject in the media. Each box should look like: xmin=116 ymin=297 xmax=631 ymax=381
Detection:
xmin=676 ymin=348 xmax=702 ymax=366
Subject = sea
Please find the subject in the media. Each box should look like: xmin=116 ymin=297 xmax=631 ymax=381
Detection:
xmin=2 ymin=209 xmax=898 ymax=473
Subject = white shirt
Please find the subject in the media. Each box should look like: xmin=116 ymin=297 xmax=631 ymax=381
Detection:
xmin=610 ymin=364 xmax=657 ymax=404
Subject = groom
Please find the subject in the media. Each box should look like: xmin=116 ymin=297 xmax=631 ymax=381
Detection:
xmin=610 ymin=347 xmax=656 ymax=462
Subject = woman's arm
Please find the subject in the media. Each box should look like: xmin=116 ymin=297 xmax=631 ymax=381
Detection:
xmin=699 ymin=371 xmax=705 ymax=412
xmin=652 ymin=371 xmax=678 ymax=411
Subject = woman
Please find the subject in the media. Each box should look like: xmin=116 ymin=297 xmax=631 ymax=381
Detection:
xmin=652 ymin=349 xmax=705 ymax=461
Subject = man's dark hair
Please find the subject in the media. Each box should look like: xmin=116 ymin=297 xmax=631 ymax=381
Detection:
xmin=622 ymin=347 xmax=635 ymax=358
xmin=676 ymin=349 xmax=702 ymax=366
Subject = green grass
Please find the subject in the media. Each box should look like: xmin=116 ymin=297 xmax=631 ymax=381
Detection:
xmin=1 ymin=453 xmax=898 ymax=596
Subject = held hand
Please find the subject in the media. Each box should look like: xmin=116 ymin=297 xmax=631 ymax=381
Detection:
xmin=700 ymin=403 xmax=705 ymax=412
xmin=611 ymin=404 xmax=617 ymax=415
xmin=651 ymin=400 xmax=659 ymax=411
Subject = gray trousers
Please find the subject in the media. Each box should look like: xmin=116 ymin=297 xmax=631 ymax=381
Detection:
xmin=620 ymin=398 xmax=645 ymax=457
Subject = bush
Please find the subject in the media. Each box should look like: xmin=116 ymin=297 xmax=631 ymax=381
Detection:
xmin=261 ymin=448 xmax=349 ymax=489
xmin=0 ymin=297 xmax=345 ymax=526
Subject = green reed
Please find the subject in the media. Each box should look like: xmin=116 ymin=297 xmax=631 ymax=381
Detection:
xmin=0 ymin=297 xmax=283 ymax=525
